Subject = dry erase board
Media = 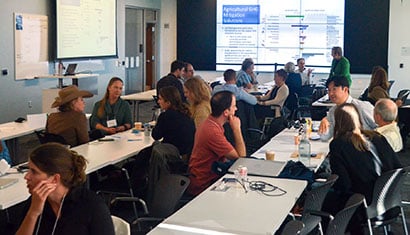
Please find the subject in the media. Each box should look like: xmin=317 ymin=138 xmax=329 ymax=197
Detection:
xmin=14 ymin=13 xmax=49 ymax=80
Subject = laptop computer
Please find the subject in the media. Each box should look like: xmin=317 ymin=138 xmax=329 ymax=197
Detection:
xmin=64 ymin=63 xmax=77 ymax=76
xmin=228 ymin=158 xmax=287 ymax=178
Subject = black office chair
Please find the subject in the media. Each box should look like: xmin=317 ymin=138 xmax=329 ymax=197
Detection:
xmin=366 ymin=167 xmax=409 ymax=235
xmin=308 ymin=193 xmax=366 ymax=235
xmin=34 ymin=130 xmax=67 ymax=145
xmin=280 ymin=220 xmax=304 ymax=235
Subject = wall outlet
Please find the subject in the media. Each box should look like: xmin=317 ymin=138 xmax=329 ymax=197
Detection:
xmin=2 ymin=69 xmax=8 ymax=75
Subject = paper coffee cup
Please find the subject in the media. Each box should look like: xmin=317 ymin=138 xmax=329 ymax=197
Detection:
xmin=294 ymin=134 xmax=300 ymax=145
xmin=265 ymin=150 xmax=275 ymax=161
xmin=134 ymin=122 xmax=142 ymax=129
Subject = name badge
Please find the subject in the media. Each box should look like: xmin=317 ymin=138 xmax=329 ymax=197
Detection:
xmin=107 ymin=119 xmax=117 ymax=128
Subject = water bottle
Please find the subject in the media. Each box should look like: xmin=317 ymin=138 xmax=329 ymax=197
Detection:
xmin=298 ymin=122 xmax=311 ymax=166
xmin=144 ymin=123 xmax=151 ymax=136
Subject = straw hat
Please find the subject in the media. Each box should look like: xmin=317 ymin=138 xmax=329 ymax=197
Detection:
xmin=51 ymin=85 xmax=93 ymax=108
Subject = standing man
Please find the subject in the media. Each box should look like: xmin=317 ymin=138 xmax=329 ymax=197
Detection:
xmin=318 ymin=76 xmax=376 ymax=141
xmin=188 ymin=91 xmax=246 ymax=196
xmin=374 ymin=98 xmax=403 ymax=152
xmin=296 ymin=58 xmax=313 ymax=85
xmin=328 ymin=46 xmax=351 ymax=86
xmin=156 ymin=60 xmax=186 ymax=101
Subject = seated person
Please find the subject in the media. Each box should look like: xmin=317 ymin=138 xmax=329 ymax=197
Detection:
xmin=254 ymin=69 xmax=289 ymax=120
xmin=16 ymin=143 xmax=114 ymax=235
xmin=47 ymin=85 xmax=93 ymax=147
xmin=236 ymin=58 xmax=256 ymax=89
xmin=0 ymin=140 xmax=11 ymax=164
xmin=157 ymin=60 xmax=186 ymax=102
xmin=90 ymin=77 xmax=132 ymax=135
xmin=295 ymin=58 xmax=313 ymax=85
xmin=367 ymin=66 xmax=390 ymax=104
xmin=323 ymin=103 xmax=401 ymax=234
xmin=183 ymin=76 xmax=212 ymax=127
xmin=153 ymin=86 xmax=196 ymax=157
xmin=374 ymin=98 xmax=403 ymax=152
xmin=284 ymin=62 xmax=302 ymax=117
xmin=213 ymin=69 xmax=257 ymax=105
xmin=318 ymin=76 xmax=376 ymax=141
xmin=188 ymin=91 xmax=246 ymax=196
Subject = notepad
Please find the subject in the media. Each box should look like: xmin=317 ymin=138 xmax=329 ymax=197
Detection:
xmin=0 ymin=178 xmax=18 ymax=189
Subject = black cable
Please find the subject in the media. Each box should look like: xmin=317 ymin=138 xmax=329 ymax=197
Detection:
xmin=248 ymin=180 xmax=287 ymax=196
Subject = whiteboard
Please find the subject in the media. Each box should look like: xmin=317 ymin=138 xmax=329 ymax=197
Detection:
xmin=14 ymin=13 xmax=49 ymax=80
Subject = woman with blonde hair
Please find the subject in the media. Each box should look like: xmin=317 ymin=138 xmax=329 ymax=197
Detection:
xmin=367 ymin=66 xmax=390 ymax=104
xmin=90 ymin=77 xmax=132 ymax=135
xmin=17 ymin=143 xmax=114 ymax=235
xmin=183 ymin=76 xmax=211 ymax=127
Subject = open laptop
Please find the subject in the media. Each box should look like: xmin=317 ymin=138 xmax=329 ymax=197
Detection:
xmin=228 ymin=158 xmax=287 ymax=178
xmin=64 ymin=63 xmax=77 ymax=76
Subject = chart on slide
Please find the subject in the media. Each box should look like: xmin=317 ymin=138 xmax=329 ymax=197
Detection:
xmin=216 ymin=0 xmax=344 ymax=71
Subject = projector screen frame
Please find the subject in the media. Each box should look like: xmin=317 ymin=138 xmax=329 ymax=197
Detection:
xmin=55 ymin=0 xmax=118 ymax=60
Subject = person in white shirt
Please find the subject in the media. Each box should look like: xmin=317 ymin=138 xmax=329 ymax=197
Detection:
xmin=374 ymin=98 xmax=403 ymax=152
xmin=296 ymin=58 xmax=313 ymax=85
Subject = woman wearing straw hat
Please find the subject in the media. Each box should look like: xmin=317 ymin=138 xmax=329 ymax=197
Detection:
xmin=46 ymin=85 xmax=93 ymax=147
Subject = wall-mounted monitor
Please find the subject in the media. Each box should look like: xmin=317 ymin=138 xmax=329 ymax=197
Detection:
xmin=56 ymin=0 xmax=117 ymax=60
xmin=216 ymin=0 xmax=345 ymax=72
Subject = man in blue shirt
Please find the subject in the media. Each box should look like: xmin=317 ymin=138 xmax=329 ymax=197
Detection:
xmin=213 ymin=69 xmax=257 ymax=105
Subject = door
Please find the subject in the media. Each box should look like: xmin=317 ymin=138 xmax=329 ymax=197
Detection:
xmin=145 ymin=23 xmax=156 ymax=90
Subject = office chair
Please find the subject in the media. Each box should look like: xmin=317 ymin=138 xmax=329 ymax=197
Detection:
xmin=280 ymin=220 xmax=304 ymax=235
xmin=34 ymin=130 xmax=67 ymax=145
xmin=308 ymin=193 xmax=366 ymax=235
xmin=111 ymin=215 xmax=131 ymax=235
xmin=366 ymin=167 xmax=409 ymax=235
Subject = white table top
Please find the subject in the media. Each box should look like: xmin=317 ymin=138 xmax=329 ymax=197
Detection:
xmin=149 ymin=176 xmax=307 ymax=235
xmin=0 ymin=130 xmax=154 ymax=210
xmin=71 ymin=130 xmax=155 ymax=174
xmin=35 ymin=74 xmax=98 ymax=79
xmin=312 ymin=94 xmax=335 ymax=107
xmin=121 ymin=89 xmax=156 ymax=102
xmin=251 ymin=128 xmax=329 ymax=171
xmin=0 ymin=172 xmax=29 ymax=210
xmin=0 ymin=114 xmax=46 ymax=140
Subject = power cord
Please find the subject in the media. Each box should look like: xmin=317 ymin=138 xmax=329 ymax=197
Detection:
xmin=248 ymin=180 xmax=287 ymax=196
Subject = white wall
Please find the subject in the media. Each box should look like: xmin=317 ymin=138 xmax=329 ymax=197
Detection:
xmin=159 ymin=0 xmax=177 ymax=77
xmin=389 ymin=0 xmax=410 ymax=98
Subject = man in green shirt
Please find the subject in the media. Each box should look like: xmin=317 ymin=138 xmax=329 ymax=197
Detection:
xmin=329 ymin=46 xmax=351 ymax=86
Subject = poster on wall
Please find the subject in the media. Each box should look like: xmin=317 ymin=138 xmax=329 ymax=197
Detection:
xmin=14 ymin=13 xmax=49 ymax=80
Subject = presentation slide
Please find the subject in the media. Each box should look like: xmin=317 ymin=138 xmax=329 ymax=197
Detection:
xmin=216 ymin=0 xmax=344 ymax=71
xmin=56 ymin=0 xmax=117 ymax=59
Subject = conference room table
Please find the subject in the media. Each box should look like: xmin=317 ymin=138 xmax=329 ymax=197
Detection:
xmin=148 ymin=176 xmax=307 ymax=235
xmin=0 ymin=129 xmax=155 ymax=210
xmin=251 ymin=126 xmax=330 ymax=171
xmin=0 ymin=114 xmax=46 ymax=141
xmin=311 ymin=94 xmax=335 ymax=108
xmin=121 ymin=89 xmax=156 ymax=122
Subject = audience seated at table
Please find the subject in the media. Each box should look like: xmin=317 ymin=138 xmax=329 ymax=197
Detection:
xmin=152 ymin=86 xmax=195 ymax=157
xmin=254 ymin=69 xmax=289 ymax=120
xmin=319 ymin=76 xmax=376 ymax=141
xmin=0 ymin=140 xmax=11 ymax=164
xmin=367 ymin=66 xmax=390 ymax=105
xmin=183 ymin=76 xmax=211 ymax=127
xmin=16 ymin=143 xmax=114 ymax=235
xmin=374 ymin=98 xmax=403 ymax=152
xmin=90 ymin=77 xmax=132 ymax=135
xmin=295 ymin=57 xmax=313 ymax=85
xmin=188 ymin=91 xmax=246 ymax=196
xmin=46 ymin=85 xmax=93 ymax=147
xmin=284 ymin=62 xmax=302 ymax=118
xmin=322 ymin=103 xmax=401 ymax=234
xmin=236 ymin=58 xmax=257 ymax=89
xmin=156 ymin=60 xmax=186 ymax=102
xmin=213 ymin=69 xmax=257 ymax=105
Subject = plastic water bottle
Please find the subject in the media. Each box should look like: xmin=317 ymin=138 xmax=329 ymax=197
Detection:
xmin=298 ymin=122 xmax=311 ymax=166
xmin=144 ymin=123 xmax=151 ymax=136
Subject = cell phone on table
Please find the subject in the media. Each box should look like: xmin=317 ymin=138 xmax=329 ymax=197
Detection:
xmin=98 ymin=138 xmax=115 ymax=142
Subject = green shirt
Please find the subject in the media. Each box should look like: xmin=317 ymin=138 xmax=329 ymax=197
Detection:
xmin=329 ymin=56 xmax=351 ymax=86
xmin=90 ymin=98 xmax=132 ymax=134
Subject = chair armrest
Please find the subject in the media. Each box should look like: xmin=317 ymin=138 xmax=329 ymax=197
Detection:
xmin=305 ymin=209 xmax=334 ymax=221
xmin=110 ymin=196 xmax=149 ymax=215
xmin=132 ymin=217 xmax=164 ymax=225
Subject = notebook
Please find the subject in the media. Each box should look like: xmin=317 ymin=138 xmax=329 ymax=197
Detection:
xmin=0 ymin=178 xmax=18 ymax=189
xmin=64 ymin=63 xmax=77 ymax=76
xmin=228 ymin=158 xmax=287 ymax=178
